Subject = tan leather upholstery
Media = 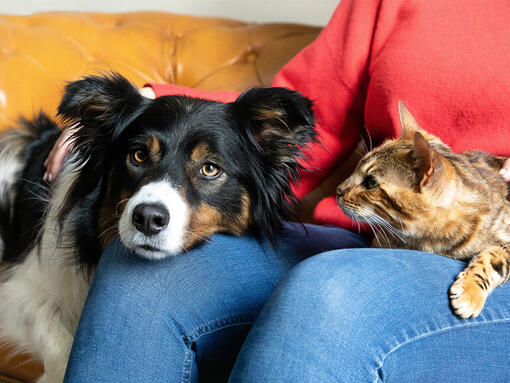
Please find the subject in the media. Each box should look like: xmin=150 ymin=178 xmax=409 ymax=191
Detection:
xmin=0 ymin=11 xmax=320 ymax=382
xmin=0 ymin=12 xmax=319 ymax=129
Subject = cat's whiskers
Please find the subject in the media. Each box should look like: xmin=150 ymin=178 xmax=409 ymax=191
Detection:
xmin=369 ymin=223 xmax=382 ymax=247
xmin=358 ymin=136 xmax=369 ymax=156
xmin=375 ymin=225 xmax=392 ymax=248
xmin=362 ymin=124 xmax=374 ymax=152
xmin=354 ymin=206 xmax=384 ymax=246
xmin=397 ymin=216 xmax=405 ymax=232
xmin=359 ymin=207 xmax=407 ymax=244
xmin=341 ymin=202 xmax=407 ymax=244
xmin=375 ymin=217 xmax=407 ymax=244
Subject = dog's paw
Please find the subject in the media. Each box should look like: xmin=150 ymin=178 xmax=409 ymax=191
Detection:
xmin=449 ymin=272 xmax=487 ymax=318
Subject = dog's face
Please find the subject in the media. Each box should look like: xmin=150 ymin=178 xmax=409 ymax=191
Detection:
xmin=57 ymin=74 xmax=315 ymax=262
xmin=105 ymin=98 xmax=257 ymax=258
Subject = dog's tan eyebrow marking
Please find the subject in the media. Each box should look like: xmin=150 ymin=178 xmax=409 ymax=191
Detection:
xmin=146 ymin=136 xmax=161 ymax=163
xmin=191 ymin=142 xmax=212 ymax=162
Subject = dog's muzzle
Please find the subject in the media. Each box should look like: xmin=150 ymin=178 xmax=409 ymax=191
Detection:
xmin=118 ymin=181 xmax=189 ymax=259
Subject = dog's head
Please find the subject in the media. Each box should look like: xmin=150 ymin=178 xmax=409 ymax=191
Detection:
xmin=57 ymin=73 xmax=315 ymax=262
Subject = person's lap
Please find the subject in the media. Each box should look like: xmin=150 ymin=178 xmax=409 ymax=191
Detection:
xmin=63 ymin=223 xmax=510 ymax=382
xmin=63 ymin=223 xmax=366 ymax=382
xmin=229 ymin=248 xmax=510 ymax=382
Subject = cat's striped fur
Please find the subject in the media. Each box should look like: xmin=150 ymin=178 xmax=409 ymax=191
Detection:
xmin=337 ymin=102 xmax=510 ymax=318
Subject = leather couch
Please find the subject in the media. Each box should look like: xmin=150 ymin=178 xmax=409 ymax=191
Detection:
xmin=0 ymin=11 xmax=320 ymax=383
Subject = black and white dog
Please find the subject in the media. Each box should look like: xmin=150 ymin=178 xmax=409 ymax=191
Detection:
xmin=0 ymin=73 xmax=315 ymax=382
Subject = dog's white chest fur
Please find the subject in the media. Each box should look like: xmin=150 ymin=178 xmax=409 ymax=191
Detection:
xmin=0 ymin=161 xmax=90 ymax=383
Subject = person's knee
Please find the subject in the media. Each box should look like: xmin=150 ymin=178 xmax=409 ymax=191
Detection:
xmin=91 ymin=235 xmax=286 ymax=321
xmin=274 ymin=249 xmax=415 ymax=320
xmin=233 ymin=249 xmax=401 ymax=376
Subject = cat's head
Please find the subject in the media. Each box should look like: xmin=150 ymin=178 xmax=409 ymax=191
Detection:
xmin=336 ymin=102 xmax=457 ymax=237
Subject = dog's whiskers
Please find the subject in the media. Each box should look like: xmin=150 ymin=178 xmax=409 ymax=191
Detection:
xmin=115 ymin=199 xmax=130 ymax=215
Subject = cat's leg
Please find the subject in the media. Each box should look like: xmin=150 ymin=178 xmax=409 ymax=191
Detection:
xmin=450 ymin=245 xmax=510 ymax=318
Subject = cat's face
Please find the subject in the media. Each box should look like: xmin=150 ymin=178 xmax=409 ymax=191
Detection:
xmin=337 ymin=102 xmax=456 ymax=236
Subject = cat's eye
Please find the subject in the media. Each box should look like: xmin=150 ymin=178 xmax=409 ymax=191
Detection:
xmin=131 ymin=149 xmax=148 ymax=164
xmin=200 ymin=162 xmax=221 ymax=178
xmin=363 ymin=175 xmax=378 ymax=189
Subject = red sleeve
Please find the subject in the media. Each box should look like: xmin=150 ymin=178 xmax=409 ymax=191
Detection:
xmin=147 ymin=0 xmax=380 ymax=198
xmin=145 ymin=0 xmax=381 ymax=233
xmin=272 ymin=0 xmax=381 ymax=200
xmin=145 ymin=82 xmax=239 ymax=103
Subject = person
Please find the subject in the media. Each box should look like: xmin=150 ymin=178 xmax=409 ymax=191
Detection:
xmin=44 ymin=0 xmax=510 ymax=381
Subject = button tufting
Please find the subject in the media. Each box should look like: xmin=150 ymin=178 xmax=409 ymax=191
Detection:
xmin=0 ymin=12 xmax=320 ymax=129
xmin=246 ymin=52 xmax=257 ymax=62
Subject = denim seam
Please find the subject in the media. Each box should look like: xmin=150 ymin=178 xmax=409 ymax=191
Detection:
xmin=374 ymin=317 xmax=510 ymax=383
xmin=179 ymin=313 xmax=257 ymax=382
xmin=181 ymin=347 xmax=194 ymax=383
xmin=183 ymin=313 xmax=257 ymax=344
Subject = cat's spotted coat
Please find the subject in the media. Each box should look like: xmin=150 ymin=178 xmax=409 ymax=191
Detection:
xmin=337 ymin=102 xmax=510 ymax=318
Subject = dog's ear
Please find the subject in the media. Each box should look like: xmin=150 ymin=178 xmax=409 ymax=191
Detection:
xmin=58 ymin=72 xmax=146 ymax=142
xmin=232 ymin=87 xmax=316 ymax=242
xmin=56 ymin=73 xmax=147 ymax=255
xmin=233 ymin=87 xmax=316 ymax=164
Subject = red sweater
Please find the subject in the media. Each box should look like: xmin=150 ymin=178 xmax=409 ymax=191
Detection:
xmin=148 ymin=0 xmax=510 ymax=230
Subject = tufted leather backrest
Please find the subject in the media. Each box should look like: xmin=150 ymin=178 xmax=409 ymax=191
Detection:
xmin=0 ymin=12 xmax=320 ymax=129
xmin=0 ymin=11 xmax=320 ymax=383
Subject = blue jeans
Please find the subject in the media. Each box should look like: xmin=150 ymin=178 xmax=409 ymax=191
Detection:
xmin=64 ymin=223 xmax=510 ymax=382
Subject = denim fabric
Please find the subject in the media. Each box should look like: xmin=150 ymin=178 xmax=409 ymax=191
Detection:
xmin=229 ymin=249 xmax=510 ymax=382
xmin=64 ymin=223 xmax=366 ymax=382
xmin=64 ymin=224 xmax=510 ymax=382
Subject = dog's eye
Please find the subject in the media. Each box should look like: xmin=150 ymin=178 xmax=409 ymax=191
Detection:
xmin=131 ymin=149 xmax=148 ymax=164
xmin=363 ymin=175 xmax=378 ymax=189
xmin=200 ymin=162 xmax=221 ymax=178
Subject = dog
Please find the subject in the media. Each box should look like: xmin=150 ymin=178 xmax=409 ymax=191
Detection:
xmin=0 ymin=73 xmax=315 ymax=382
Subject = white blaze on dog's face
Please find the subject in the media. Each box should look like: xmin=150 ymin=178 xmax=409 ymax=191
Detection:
xmin=118 ymin=181 xmax=189 ymax=259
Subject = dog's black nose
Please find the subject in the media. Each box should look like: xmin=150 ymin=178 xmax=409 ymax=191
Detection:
xmin=132 ymin=203 xmax=169 ymax=236
xmin=336 ymin=187 xmax=344 ymax=198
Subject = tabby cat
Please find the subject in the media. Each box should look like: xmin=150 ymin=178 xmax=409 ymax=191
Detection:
xmin=336 ymin=102 xmax=510 ymax=318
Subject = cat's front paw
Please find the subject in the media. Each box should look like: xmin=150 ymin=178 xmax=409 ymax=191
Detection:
xmin=449 ymin=272 xmax=487 ymax=318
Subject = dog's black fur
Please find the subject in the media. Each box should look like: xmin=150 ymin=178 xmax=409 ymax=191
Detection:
xmin=2 ymin=73 xmax=316 ymax=272
xmin=0 ymin=115 xmax=60 ymax=263
xmin=0 ymin=73 xmax=316 ymax=382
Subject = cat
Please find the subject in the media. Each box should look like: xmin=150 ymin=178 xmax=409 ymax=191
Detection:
xmin=336 ymin=101 xmax=510 ymax=318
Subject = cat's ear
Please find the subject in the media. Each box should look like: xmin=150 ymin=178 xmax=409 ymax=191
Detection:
xmin=413 ymin=132 xmax=444 ymax=189
xmin=398 ymin=101 xmax=443 ymax=144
